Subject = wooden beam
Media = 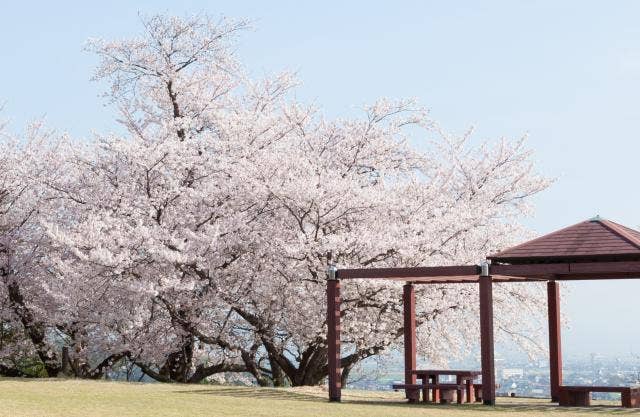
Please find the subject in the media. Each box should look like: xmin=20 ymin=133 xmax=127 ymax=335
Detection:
xmin=479 ymin=275 xmax=496 ymax=405
xmin=336 ymin=261 xmax=640 ymax=283
xmin=548 ymin=281 xmax=563 ymax=402
xmin=491 ymin=263 xmax=569 ymax=277
xmin=403 ymin=283 xmax=417 ymax=402
xmin=336 ymin=265 xmax=480 ymax=280
xmin=411 ymin=276 xmax=545 ymax=284
xmin=491 ymin=261 xmax=640 ymax=280
xmin=327 ymin=279 xmax=341 ymax=401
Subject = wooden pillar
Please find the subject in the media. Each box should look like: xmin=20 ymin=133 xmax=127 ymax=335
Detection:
xmin=327 ymin=279 xmax=341 ymax=401
xmin=548 ymin=280 xmax=563 ymax=402
xmin=403 ymin=283 xmax=417 ymax=401
xmin=479 ymin=274 xmax=496 ymax=405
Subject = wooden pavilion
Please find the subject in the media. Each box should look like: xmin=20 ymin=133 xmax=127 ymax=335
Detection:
xmin=326 ymin=217 xmax=640 ymax=406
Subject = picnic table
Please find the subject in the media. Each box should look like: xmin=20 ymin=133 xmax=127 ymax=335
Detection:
xmin=393 ymin=369 xmax=481 ymax=403
xmin=414 ymin=370 xmax=482 ymax=403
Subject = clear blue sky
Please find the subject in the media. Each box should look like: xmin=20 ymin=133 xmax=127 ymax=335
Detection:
xmin=2 ymin=1 xmax=640 ymax=357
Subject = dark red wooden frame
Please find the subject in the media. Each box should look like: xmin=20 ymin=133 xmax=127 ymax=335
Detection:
xmin=403 ymin=283 xmax=417 ymax=398
xmin=326 ymin=260 xmax=640 ymax=405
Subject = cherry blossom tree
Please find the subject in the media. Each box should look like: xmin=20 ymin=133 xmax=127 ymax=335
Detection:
xmin=225 ymin=101 xmax=551 ymax=385
xmin=35 ymin=13 xmax=552 ymax=386
xmin=0 ymin=119 xmax=73 ymax=377
xmin=0 ymin=117 xmax=136 ymax=379
xmin=44 ymin=14 xmax=303 ymax=383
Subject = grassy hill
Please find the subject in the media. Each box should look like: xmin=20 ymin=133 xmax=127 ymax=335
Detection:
xmin=0 ymin=378 xmax=629 ymax=416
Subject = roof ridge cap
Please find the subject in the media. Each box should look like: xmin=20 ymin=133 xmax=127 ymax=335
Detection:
xmin=598 ymin=219 xmax=640 ymax=250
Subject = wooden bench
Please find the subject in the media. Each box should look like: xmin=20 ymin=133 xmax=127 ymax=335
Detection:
xmin=559 ymin=385 xmax=640 ymax=408
xmin=470 ymin=383 xmax=500 ymax=403
xmin=473 ymin=383 xmax=483 ymax=402
xmin=392 ymin=383 xmax=467 ymax=403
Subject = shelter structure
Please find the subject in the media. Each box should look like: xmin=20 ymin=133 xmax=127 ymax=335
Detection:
xmin=326 ymin=217 xmax=640 ymax=405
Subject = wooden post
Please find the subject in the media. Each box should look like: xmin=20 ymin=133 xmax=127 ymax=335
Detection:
xmin=327 ymin=278 xmax=341 ymax=402
xmin=548 ymin=280 xmax=563 ymax=402
xmin=466 ymin=378 xmax=475 ymax=403
xmin=456 ymin=375 xmax=464 ymax=404
xmin=403 ymin=283 xmax=417 ymax=402
xmin=479 ymin=273 xmax=496 ymax=405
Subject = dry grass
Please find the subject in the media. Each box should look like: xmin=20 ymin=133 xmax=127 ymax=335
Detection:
xmin=0 ymin=378 xmax=637 ymax=417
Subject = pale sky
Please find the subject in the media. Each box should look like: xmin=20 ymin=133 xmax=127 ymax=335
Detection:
xmin=2 ymin=0 xmax=640 ymax=357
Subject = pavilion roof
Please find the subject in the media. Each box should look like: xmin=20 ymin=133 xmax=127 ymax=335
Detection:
xmin=488 ymin=217 xmax=640 ymax=264
xmin=336 ymin=217 xmax=640 ymax=283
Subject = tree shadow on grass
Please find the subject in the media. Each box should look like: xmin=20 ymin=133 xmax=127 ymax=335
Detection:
xmin=175 ymin=388 xmax=640 ymax=414
xmin=173 ymin=387 xmax=324 ymax=402
xmin=492 ymin=402 xmax=639 ymax=415
xmin=346 ymin=401 xmax=640 ymax=415
xmin=344 ymin=401 xmax=640 ymax=415
xmin=174 ymin=387 xmax=424 ymax=406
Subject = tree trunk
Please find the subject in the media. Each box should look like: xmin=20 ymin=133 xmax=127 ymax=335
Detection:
xmin=158 ymin=335 xmax=194 ymax=383
xmin=267 ymin=352 xmax=286 ymax=387
xmin=6 ymin=281 xmax=60 ymax=377
xmin=241 ymin=346 xmax=271 ymax=387
xmin=60 ymin=346 xmax=72 ymax=376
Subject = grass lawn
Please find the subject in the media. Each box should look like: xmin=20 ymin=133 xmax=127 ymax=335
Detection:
xmin=0 ymin=378 xmax=636 ymax=417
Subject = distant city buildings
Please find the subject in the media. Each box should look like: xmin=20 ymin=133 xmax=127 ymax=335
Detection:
xmin=349 ymin=352 xmax=640 ymax=401
xmin=502 ymin=368 xmax=524 ymax=379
